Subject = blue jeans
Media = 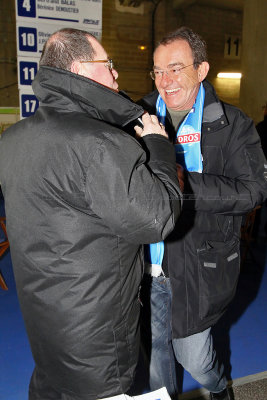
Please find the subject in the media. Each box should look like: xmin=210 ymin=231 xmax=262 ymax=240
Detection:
xmin=141 ymin=275 xmax=227 ymax=396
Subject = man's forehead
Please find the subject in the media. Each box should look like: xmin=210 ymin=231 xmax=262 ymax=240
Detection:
xmin=155 ymin=40 xmax=191 ymax=56
xmin=154 ymin=40 xmax=193 ymax=66
xmin=89 ymin=37 xmax=107 ymax=56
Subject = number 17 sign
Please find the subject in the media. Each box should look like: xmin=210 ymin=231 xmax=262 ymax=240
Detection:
xmin=21 ymin=92 xmax=39 ymax=118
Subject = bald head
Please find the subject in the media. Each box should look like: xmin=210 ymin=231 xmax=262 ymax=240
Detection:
xmin=39 ymin=28 xmax=96 ymax=71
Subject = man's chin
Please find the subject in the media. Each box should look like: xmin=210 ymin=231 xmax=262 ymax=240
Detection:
xmin=108 ymin=82 xmax=119 ymax=92
xmin=164 ymin=100 xmax=181 ymax=110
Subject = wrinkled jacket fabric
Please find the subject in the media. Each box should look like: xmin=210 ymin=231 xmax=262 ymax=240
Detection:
xmin=139 ymin=80 xmax=267 ymax=338
xmin=0 ymin=66 xmax=182 ymax=399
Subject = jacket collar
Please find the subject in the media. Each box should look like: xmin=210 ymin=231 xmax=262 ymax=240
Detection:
xmin=202 ymin=80 xmax=229 ymax=132
xmin=140 ymin=80 xmax=229 ymax=134
xmin=32 ymin=66 xmax=144 ymax=127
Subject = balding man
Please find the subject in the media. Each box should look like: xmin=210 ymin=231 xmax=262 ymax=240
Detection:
xmin=0 ymin=28 xmax=182 ymax=400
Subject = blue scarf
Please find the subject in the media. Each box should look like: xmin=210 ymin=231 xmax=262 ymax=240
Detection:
xmin=145 ymin=84 xmax=205 ymax=272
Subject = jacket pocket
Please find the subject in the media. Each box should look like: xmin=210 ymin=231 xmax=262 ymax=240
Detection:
xmin=197 ymin=238 xmax=240 ymax=320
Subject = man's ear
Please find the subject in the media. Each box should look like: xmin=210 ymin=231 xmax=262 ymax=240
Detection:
xmin=71 ymin=60 xmax=81 ymax=75
xmin=198 ymin=61 xmax=210 ymax=82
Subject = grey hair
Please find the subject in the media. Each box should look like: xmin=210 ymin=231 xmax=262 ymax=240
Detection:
xmin=156 ymin=26 xmax=208 ymax=68
xmin=39 ymin=28 xmax=96 ymax=71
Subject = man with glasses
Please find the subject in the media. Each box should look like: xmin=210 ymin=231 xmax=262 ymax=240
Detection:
xmin=138 ymin=27 xmax=267 ymax=400
xmin=0 ymin=28 xmax=182 ymax=399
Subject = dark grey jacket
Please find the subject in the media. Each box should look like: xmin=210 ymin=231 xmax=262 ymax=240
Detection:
xmin=139 ymin=80 xmax=267 ymax=338
xmin=0 ymin=66 xmax=182 ymax=399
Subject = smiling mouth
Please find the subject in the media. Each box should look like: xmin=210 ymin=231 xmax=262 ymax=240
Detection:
xmin=165 ymin=88 xmax=181 ymax=95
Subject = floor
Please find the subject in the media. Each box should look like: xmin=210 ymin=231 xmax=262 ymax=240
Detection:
xmin=192 ymin=378 xmax=267 ymax=400
xmin=0 ymin=197 xmax=267 ymax=400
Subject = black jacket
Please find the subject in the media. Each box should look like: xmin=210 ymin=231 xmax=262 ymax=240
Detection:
xmin=256 ymin=115 xmax=267 ymax=159
xmin=139 ymin=80 xmax=267 ymax=338
xmin=0 ymin=66 xmax=182 ymax=399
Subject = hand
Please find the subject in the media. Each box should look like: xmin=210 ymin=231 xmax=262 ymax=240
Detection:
xmin=134 ymin=113 xmax=168 ymax=139
xmin=176 ymin=164 xmax=184 ymax=192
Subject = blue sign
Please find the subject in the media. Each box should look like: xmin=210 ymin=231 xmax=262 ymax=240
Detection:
xmin=16 ymin=0 xmax=102 ymax=118
xmin=21 ymin=94 xmax=39 ymax=118
xmin=18 ymin=26 xmax=37 ymax=52
xmin=17 ymin=0 xmax=36 ymax=18
xmin=19 ymin=61 xmax=38 ymax=85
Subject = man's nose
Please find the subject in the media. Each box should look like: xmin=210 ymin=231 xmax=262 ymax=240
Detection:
xmin=112 ymin=68 xmax=118 ymax=80
xmin=160 ymin=70 xmax=173 ymax=86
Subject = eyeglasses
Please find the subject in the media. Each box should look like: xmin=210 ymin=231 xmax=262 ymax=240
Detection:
xmin=150 ymin=63 xmax=196 ymax=80
xmin=80 ymin=58 xmax=114 ymax=71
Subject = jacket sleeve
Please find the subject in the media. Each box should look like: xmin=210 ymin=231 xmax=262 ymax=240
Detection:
xmin=184 ymin=112 xmax=267 ymax=215
xmin=85 ymin=131 xmax=182 ymax=243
